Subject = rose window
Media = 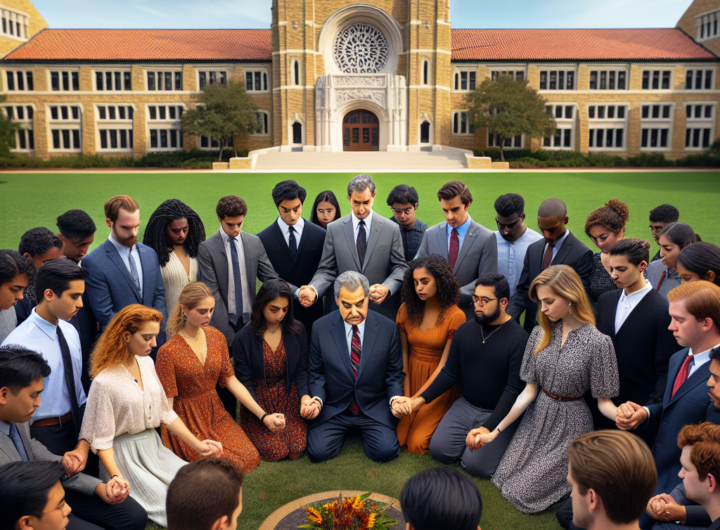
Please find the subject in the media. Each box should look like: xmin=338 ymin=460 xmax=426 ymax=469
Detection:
xmin=333 ymin=23 xmax=389 ymax=74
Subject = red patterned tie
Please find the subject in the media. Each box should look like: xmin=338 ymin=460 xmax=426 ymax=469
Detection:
xmin=656 ymin=270 xmax=668 ymax=291
xmin=671 ymin=354 xmax=694 ymax=399
xmin=448 ymin=228 xmax=459 ymax=270
xmin=350 ymin=325 xmax=362 ymax=414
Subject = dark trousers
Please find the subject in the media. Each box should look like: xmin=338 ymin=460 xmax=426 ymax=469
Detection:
xmin=31 ymin=419 xmax=99 ymax=477
xmin=307 ymin=409 xmax=400 ymax=463
xmin=65 ymin=490 xmax=147 ymax=530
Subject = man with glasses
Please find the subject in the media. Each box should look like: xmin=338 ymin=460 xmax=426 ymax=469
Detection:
xmin=386 ymin=185 xmax=428 ymax=262
xmin=493 ymin=193 xmax=542 ymax=297
xmin=394 ymin=273 xmax=528 ymax=478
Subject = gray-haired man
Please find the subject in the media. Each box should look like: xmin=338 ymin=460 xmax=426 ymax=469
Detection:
xmin=298 ymin=174 xmax=408 ymax=321
xmin=303 ymin=271 xmax=406 ymax=463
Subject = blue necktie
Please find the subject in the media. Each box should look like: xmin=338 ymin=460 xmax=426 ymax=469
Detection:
xmin=128 ymin=249 xmax=142 ymax=296
xmin=288 ymin=225 xmax=297 ymax=260
xmin=229 ymin=237 xmax=244 ymax=326
xmin=9 ymin=423 xmax=29 ymax=461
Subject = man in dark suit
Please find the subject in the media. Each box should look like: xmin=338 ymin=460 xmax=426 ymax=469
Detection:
xmin=0 ymin=345 xmax=147 ymax=530
xmin=507 ymin=198 xmax=594 ymax=332
xmin=298 ymin=174 xmax=408 ymax=321
xmin=303 ymin=271 xmax=406 ymax=463
xmin=257 ymin=181 xmax=325 ymax=342
xmin=82 ymin=195 xmax=167 ymax=346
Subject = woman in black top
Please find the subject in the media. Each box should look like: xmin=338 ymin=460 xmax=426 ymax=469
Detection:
xmin=584 ymin=199 xmax=629 ymax=303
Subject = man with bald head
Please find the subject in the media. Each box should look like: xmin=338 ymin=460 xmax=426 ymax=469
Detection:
xmin=507 ymin=198 xmax=594 ymax=331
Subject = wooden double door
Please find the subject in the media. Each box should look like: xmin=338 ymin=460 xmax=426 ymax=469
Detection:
xmin=343 ymin=110 xmax=379 ymax=151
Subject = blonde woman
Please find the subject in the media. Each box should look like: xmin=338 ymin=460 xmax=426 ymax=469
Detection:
xmin=472 ymin=265 xmax=619 ymax=513
xmin=155 ymin=282 xmax=279 ymax=473
xmin=80 ymin=305 xmax=222 ymax=527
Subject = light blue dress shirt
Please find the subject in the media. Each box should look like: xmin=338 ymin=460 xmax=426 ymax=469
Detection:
xmin=446 ymin=215 xmax=472 ymax=253
xmin=1 ymin=309 xmax=87 ymax=422
xmin=495 ymin=227 xmax=543 ymax=297
xmin=108 ymin=233 xmax=144 ymax=298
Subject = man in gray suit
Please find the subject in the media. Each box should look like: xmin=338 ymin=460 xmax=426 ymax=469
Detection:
xmin=0 ymin=345 xmax=147 ymax=530
xmin=414 ymin=180 xmax=498 ymax=319
xmin=298 ymin=174 xmax=408 ymax=321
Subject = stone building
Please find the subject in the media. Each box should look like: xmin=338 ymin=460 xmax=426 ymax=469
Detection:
xmin=0 ymin=0 xmax=718 ymax=160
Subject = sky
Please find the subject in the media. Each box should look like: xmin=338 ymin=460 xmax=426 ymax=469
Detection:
xmin=33 ymin=0 xmax=693 ymax=30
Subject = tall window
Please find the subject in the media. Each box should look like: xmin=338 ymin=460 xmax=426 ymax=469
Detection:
xmin=588 ymin=105 xmax=627 ymax=150
xmin=422 ymin=60 xmax=429 ymax=85
xmin=543 ymin=105 xmax=575 ymax=149
xmin=641 ymin=70 xmax=672 ymax=90
xmin=48 ymin=105 xmax=82 ymax=151
xmin=640 ymin=104 xmax=673 ymax=150
xmin=147 ymin=71 xmax=183 ymax=91
xmin=147 ymin=105 xmax=184 ymax=151
xmin=2 ymin=105 xmax=34 ymax=151
xmin=696 ymin=10 xmax=719 ymax=41
xmin=97 ymin=105 xmax=134 ymax=152
xmin=245 ymin=70 xmax=268 ymax=92
xmin=293 ymin=60 xmax=300 ymax=86
xmin=490 ymin=70 xmax=524 ymax=81
xmin=453 ymin=70 xmax=476 ymax=92
xmin=95 ymin=70 xmax=132 ymax=91
xmin=251 ymin=111 xmax=269 ymax=135
xmin=539 ymin=70 xmax=575 ymax=90
xmin=50 ymin=71 xmax=79 ymax=92
xmin=685 ymin=104 xmax=715 ymax=150
xmin=198 ymin=71 xmax=227 ymax=90
xmin=452 ymin=111 xmax=474 ymax=135
xmin=0 ymin=8 xmax=29 ymax=40
xmin=4 ymin=70 xmax=33 ymax=91
xmin=685 ymin=69 xmax=714 ymax=91
xmin=589 ymin=70 xmax=627 ymax=90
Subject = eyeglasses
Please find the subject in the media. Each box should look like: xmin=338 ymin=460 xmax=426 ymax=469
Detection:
xmin=392 ymin=207 xmax=414 ymax=216
xmin=472 ymin=296 xmax=498 ymax=306
xmin=495 ymin=218 xmax=521 ymax=230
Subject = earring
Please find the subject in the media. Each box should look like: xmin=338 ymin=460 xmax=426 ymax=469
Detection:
xmin=568 ymin=302 xmax=573 ymax=315
xmin=182 ymin=312 xmax=187 ymax=324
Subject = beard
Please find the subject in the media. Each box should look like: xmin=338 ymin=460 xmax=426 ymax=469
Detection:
xmin=474 ymin=305 xmax=501 ymax=325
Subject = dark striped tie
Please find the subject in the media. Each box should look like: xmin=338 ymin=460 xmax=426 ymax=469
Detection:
xmin=350 ymin=325 xmax=361 ymax=414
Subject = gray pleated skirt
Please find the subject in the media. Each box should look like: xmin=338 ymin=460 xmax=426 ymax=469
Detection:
xmin=100 ymin=428 xmax=187 ymax=527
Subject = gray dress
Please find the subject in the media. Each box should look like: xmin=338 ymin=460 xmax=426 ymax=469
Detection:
xmin=492 ymin=322 xmax=619 ymax=513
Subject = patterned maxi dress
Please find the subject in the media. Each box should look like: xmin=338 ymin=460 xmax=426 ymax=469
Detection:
xmin=492 ymin=322 xmax=619 ymax=513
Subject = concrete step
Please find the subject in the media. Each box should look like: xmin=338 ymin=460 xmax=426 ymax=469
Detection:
xmin=252 ymin=149 xmax=467 ymax=171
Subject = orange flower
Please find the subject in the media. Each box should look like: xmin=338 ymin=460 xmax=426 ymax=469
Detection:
xmin=304 ymin=507 xmax=323 ymax=524
xmin=352 ymin=495 xmax=366 ymax=511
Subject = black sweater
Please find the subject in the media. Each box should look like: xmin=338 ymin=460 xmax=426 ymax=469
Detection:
xmin=421 ymin=317 xmax=528 ymax=431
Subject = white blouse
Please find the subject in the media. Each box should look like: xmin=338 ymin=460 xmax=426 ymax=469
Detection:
xmin=80 ymin=356 xmax=178 ymax=452
xmin=161 ymin=251 xmax=198 ymax=317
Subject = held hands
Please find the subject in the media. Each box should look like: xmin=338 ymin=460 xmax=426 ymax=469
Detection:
xmin=301 ymin=398 xmax=321 ymax=420
xmin=646 ymin=493 xmax=687 ymax=523
xmin=196 ymin=439 xmax=223 ymax=457
xmin=263 ymin=413 xmax=286 ymax=432
xmin=466 ymin=427 xmax=497 ymax=452
xmin=369 ymin=285 xmax=390 ymax=305
xmin=616 ymin=401 xmax=648 ymax=431
xmin=298 ymin=286 xmax=317 ymax=308
xmin=391 ymin=397 xmax=411 ymax=418
xmin=61 ymin=446 xmax=88 ymax=476
xmin=96 ymin=476 xmax=130 ymax=505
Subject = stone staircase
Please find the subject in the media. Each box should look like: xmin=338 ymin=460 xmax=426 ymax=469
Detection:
xmin=251 ymin=149 xmax=467 ymax=171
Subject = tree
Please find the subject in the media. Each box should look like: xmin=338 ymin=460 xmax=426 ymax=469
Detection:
xmin=181 ymin=82 xmax=259 ymax=160
xmin=0 ymin=95 xmax=21 ymax=157
xmin=466 ymin=75 xmax=556 ymax=161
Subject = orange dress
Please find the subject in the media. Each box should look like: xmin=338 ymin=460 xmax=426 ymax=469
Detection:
xmin=396 ymin=303 xmax=465 ymax=454
xmin=156 ymin=326 xmax=261 ymax=473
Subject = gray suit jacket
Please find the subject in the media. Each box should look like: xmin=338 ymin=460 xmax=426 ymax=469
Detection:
xmin=415 ymin=219 xmax=498 ymax=318
xmin=0 ymin=421 xmax=100 ymax=496
xmin=309 ymin=211 xmax=408 ymax=320
xmin=198 ymin=231 xmax=293 ymax=345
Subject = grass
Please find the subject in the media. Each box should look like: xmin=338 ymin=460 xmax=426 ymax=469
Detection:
xmin=2 ymin=170 xmax=720 ymax=529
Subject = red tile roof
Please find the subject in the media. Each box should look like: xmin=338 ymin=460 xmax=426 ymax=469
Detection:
xmin=3 ymin=29 xmax=273 ymax=62
xmin=451 ymin=28 xmax=717 ymax=61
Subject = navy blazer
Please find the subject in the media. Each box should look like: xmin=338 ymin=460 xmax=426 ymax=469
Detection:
xmin=82 ymin=239 xmax=167 ymax=330
xmin=642 ymin=348 xmax=715 ymax=494
xmin=308 ymin=310 xmax=404 ymax=429
xmin=232 ymin=321 xmax=309 ymax=402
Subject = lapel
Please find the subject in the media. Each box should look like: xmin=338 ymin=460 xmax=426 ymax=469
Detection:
xmin=211 ymin=233 xmax=229 ymax=295
xmin=361 ymin=212 xmax=382 ymax=272
xmin=670 ymin=354 xmax=710 ymax=405
xmin=342 ymin=215 xmax=362 ymax=271
xmin=0 ymin=429 xmax=21 ymax=461
xmin=357 ymin=312 xmax=379 ymax=380
xmin=435 ymin=223 xmax=449 ymax=259
xmin=453 ymin=220 xmax=477 ymax=273
xmin=270 ymin=221 xmax=295 ymax=263
xmin=137 ymin=244 xmax=153 ymax=306
xmin=615 ymin=288 xmax=654 ymax=336
xmin=103 ymin=239 xmax=141 ymax=303
xmin=601 ymin=290 xmax=623 ymax=339
xmin=293 ymin=223 xmax=311 ymax=266
xmin=331 ymin=314 xmax=355 ymax=380
xmin=552 ymin=231 xmax=575 ymax=266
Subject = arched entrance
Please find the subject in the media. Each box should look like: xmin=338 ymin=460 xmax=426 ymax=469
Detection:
xmin=342 ymin=110 xmax=379 ymax=151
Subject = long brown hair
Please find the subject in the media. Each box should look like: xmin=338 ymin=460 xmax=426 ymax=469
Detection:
xmin=529 ymin=265 xmax=595 ymax=353
xmin=90 ymin=304 xmax=163 ymax=378
xmin=167 ymin=282 xmax=213 ymax=338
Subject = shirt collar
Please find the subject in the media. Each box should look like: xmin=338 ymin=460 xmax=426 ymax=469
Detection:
xmin=554 ymin=228 xmax=570 ymax=247
xmin=277 ymin=216 xmax=304 ymax=234
xmin=689 ymin=343 xmax=720 ymax=363
xmin=344 ymin=320 xmax=366 ymax=336
xmin=28 ymin=308 xmax=58 ymax=341
xmin=447 ymin=215 xmax=472 ymax=238
xmin=620 ymin=279 xmax=652 ymax=301
xmin=219 ymin=227 xmax=239 ymax=243
xmin=0 ymin=420 xmax=11 ymax=436
xmin=351 ymin=211 xmax=373 ymax=231
xmin=108 ymin=232 xmax=133 ymax=256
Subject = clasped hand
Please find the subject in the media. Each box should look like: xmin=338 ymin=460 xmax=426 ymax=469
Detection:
xmin=196 ymin=439 xmax=223 ymax=457
xmin=391 ymin=397 xmax=412 ymax=418
xmin=616 ymin=401 xmax=648 ymax=431
xmin=466 ymin=427 xmax=496 ymax=451
xmin=301 ymin=399 xmax=321 ymax=420
xmin=368 ymin=284 xmax=390 ymax=305
xmin=97 ymin=476 xmax=130 ymax=505
xmin=263 ymin=413 xmax=286 ymax=432
xmin=646 ymin=493 xmax=686 ymax=523
xmin=298 ymin=286 xmax=317 ymax=308
xmin=61 ymin=446 xmax=88 ymax=476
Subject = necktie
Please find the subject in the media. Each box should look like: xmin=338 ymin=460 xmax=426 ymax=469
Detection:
xmin=350 ymin=325 xmax=362 ymax=415
xmin=229 ymin=237 xmax=245 ymax=326
xmin=9 ymin=423 xmax=29 ymax=461
xmin=127 ymin=248 xmax=141 ymax=296
xmin=57 ymin=327 xmax=82 ymax=434
xmin=656 ymin=270 xmax=668 ymax=291
xmin=671 ymin=354 xmax=694 ymax=399
xmin=448 ymin=228 xmax=459 ymax=270
xmin=357 ymin=220 xmax=367 ymax=268
xmin=542 ymin=241 xmax=555 ymax=271
xmin=288 ymin=225 xmax=297 ymax=260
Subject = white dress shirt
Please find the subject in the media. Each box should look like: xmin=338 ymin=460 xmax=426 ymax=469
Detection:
xmin=615 ymin=281 xmax=652 ymax=334
xmin=219 ymin=227 xmax=250 ymax=319
xmin=108 ymin=233 xmax=143 ymax=297
xmin=344 ymin=320 xmax=366 ymax=359
xmin=277 ymin=216 xmax=305 ymax=247
xmin=351 ymin=211 xmax=373 ymax=244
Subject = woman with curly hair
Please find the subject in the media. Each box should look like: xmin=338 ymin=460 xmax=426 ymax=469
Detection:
xmin=396 ymin=254 xmax=465 ymax=454
xmin=143 ymin=199 xmax=206 ymax=316
xmin=584 ymin=199 xmax=629 ymax=303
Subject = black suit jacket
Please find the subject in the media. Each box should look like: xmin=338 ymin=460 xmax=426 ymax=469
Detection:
xmin=507 ymin=231 xmax=594 ymax=332
xmin=257 ymin=220 xmax=326 ymax=340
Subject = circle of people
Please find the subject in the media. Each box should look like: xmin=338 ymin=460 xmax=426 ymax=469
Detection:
xmin=1 ymin=174 xmax=720 ymax=530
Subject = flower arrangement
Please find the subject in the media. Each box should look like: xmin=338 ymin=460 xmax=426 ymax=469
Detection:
xmin=298 ymin=492 xmax=398 ymax=530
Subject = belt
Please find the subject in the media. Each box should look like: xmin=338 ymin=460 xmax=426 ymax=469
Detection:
xmin=32 ymin=412 xmax=73 ymax=428
xmin=542 ymin=388 xmax=581 ymax=402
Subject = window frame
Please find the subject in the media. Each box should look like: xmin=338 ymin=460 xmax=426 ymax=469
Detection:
xmin=543 ymin=104 xmax=576 ymax=150
xmin=93 ymin=68 xmax=133 ymax=92
xmin=640 ymin=103 xmax=674 ymax=151
xmin=488 ymin=67 xmax=526 ymax=82
xmin=95 ymin=104 xmax=135 ymax=153
xmin=250 ymin=111 xmax=270 ymax=136
xmin=48 ymin=69 xmax=80 ymax=92
xmin=588 ymin=67 xmax=629 ymax=91
xmin=244 ymin=69 xmax=269 ymax=93
xmin=146 ymin=103 xmax=185 ymax=152
xmin=684 ymin=102 xmax=715 ymax=151
xmin=640 ymin=69 xmax=673 ymax=91
xmin=145 ymin=69 xmax=183 ymax=92
xmin=684 ymin=68 xmax=714 ymax=91
xmin=3 ymin=69 xmax=34 ymax=92
xmin=0 ymin=7 xmax=30 ymax=41
xmin=2 ymin=104 xmax=34 ymax=152
xmin=46 ymin=103 xmax=83 ymax=152
xmin=588 ymin=103 xmax=628 ymax=151
xmin=196 ymin=69 xmax=229 ymax=91
xmin=696 ymin=10 xmax=719 ymax=41
xmin=451 ymin=110 xmax=474 ymax=136
xmin=453 ymin=68 xmax=477 ymax=93
xmin=538 ymin=67 xmax=577 ymax=91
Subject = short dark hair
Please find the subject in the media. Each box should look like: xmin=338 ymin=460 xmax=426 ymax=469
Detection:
xmin=476 ymin=272 xmax=510 ymax=302
xmin=271 ymin=180 xmax=307 ymax=207
xmin=386 ymin=185 xmax=419 ymax=207
xmin=609 ymin=238 xmax=650 ymax=266
xmin=309 ymin=190 xmax=342 ymax=227
xmin=216 ymin=196 xmax=248 ymax=220
xmin=400 ymin=468 xmax=482 ymax=530
xmin=56 ymin=210 xmax=97 ymax=241
xmin=0 ymin=249 xmax=35 ymax=285
xmin=0 ymin=461 xmax=66 ymax=530
xmin=18 ymin=228 xmax=63 ymax=258
xmin=0 ymin=345 xmax=51 ymax=394
xmin=679 ymin=243 xmax=720 ymax=287
xmin=710 ymin=346 xmax=720 ymax=362
xmin=660 ymin=222 xmax=696 ymax=249
xmin=494 ymin=193 xmax=525 ymax=217
xmin=437 ymin=181 xmax=472 ymax=205
xmin=649 ymin=204 xmax=679 ymax=224
xmin=249 ymin=279 xmax=301 ymax=337
xmin=36 ymin=259 xmax=84 ymax=301
xmin=167 ymin=458 xmax=244 ymax=530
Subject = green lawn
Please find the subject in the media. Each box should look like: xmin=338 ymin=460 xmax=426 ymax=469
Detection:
xmin=2 ymin=170 xmax=720 ymax=530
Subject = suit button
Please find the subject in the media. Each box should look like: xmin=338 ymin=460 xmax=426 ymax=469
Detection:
xmin=662 ymin=421 xmax=667 ymax=425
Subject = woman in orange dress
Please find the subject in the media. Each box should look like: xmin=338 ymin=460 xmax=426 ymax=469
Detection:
xmin=397 ymin=254 xmax=465 ymax=454
xmin=156 ymin=282 xmax=285 ymax=473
